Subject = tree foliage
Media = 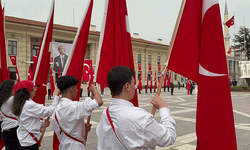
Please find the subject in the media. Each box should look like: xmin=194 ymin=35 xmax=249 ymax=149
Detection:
xmin=233 ymin=26 xmax=250 ymax=60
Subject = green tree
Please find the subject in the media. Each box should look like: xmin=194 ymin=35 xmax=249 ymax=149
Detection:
xmin=233 ymin=26 xmax=250 ymax=60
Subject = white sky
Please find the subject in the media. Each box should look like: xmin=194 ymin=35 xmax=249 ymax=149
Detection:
xmin=1 ymin=0 xmax=250 ymax=45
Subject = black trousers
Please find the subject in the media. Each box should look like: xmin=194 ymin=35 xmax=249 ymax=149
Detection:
xmin=2 ymin=126 xmax=21 ymax=150
xmin=190 ymin=87 xmax=193 ymax=94
xmin=171 ymin=87 xmax=174 ymax=95
xmin=48 ymin=89 xmax=51 ymax=99
xmin=80 ymin=89 xmax=83 ymax=97
xmin=21 ymin=143 xmax=39 ymax=150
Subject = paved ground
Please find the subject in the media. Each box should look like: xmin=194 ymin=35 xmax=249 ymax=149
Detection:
xmin=21 ymin=88 xmax=250 ymax=150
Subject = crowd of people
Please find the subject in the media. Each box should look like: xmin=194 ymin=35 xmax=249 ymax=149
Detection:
xmin=0 ymin=66 xmax=177 ymax=150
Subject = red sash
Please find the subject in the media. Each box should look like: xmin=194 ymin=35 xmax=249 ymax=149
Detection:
xmin=106 ymin=107 xmax=126 ymax=149
xmin=54 ymin=112 xmax=84 ymax=144
xmin=0 ymin=109 xmax=40 ymax=147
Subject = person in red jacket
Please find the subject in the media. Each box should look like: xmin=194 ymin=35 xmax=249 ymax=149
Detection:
xmin=187 ymin=80 xmax=191 ymax=95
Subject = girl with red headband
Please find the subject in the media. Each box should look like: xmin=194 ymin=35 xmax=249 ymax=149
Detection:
xmin=0 ymin=79 xmax=21 ymax=149
xmin=12 ymin=80 xmax=60 ymax=150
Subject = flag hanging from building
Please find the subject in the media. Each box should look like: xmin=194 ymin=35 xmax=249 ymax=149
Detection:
xmin=154 ymin=71 xmax=157 ymax=91
xmin=94 ymin=0 xmax=138 ymax=106
xmin=9 ymin=56 xmax=20 ymax=82
xmin=225 ymin=16 xmax=234 ymax=28
xmin=62 ymin=0 xmax=94 ymax=101
xmin=146 ymin=73 xmax=149 ymax=91
xmin=33 ymin=0 xmax=55 ymax=105
xmin=28 ymin=66 xmax=33 ymax=81
xmin=82 ymin=60 xmax=92 ymax=82
xmin=166 ymin=0 xmax=237 ymax=149
xmin=227 ymin=47 xmax=232 ymax=54
xmin=0 ymin=3 xmax=9 ymax=83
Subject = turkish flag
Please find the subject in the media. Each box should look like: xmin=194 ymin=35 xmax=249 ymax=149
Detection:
xmin=9 ymin=55 xmax=17 ymax=66
xmin=225 ymin=16 xmax=234 ymax=28
xmin=49 ymin=67 xmax=55 ymax=96
xmin=150 ymin=74 xmax=153 ymax=91
xmin=15 ymin=67 xmax=20 ymax=83
xmin=28 ymin=66 xmax=33 ymax=81
xmin=62 ymin=0 xmax=93 ymax=101
xmin=33 ymin=0 xmax=54 ymax=105
xmin=227 ymin=47 xmax=232 ymax=54
xmin=94 ymin=0 xmax=138 ymax=106
xmin=166 ymin=0 xmax=237 ymax=149
xmin=82 ymin=60 xmax=92 ymax=82
xmin=145 ymin=73 xmax=148 ymax=91
xmin=0 ymin=3 xmax=9 ymax=84
xmin=138 ymin=73 xmax=142 ymax=91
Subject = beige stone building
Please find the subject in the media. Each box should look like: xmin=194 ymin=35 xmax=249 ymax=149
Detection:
xmin=4 ymin=16 xmax=183 ymax=88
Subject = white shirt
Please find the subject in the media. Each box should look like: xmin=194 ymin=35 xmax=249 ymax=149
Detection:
xmin=1 ymin=96 xmax=19 ymax=131
xmin=17 ymin=96 xmax=60 ymax=147
xmin=96 ymin=98 xmax=176 ymax=150
xmin=51 ymin=97 xmax=99 ymax=150
xmin=60 ymin=55 xmax=65 ymax=68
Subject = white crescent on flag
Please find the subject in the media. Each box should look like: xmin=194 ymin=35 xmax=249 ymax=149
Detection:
xmin=199 ymin=64 xmax=227 ymax=77
xmin=16 ymin=73 xmax=19 ymax=80
xmin=11 ymin=57 xmax=15 ymax=60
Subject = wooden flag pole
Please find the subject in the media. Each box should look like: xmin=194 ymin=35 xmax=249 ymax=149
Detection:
xmin=39 ymin=117 xmax=50 ymax=143
xmin=151 ymin=0 xmax=185 ymax=116
xmin=84 ymin=83 xmax=95 ymax=141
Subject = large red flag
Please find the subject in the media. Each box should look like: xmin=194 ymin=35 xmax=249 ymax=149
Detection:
xmin=145 ymin=73 xmax=148 ymax=91
xmin=33 ymin=0 xmax=54 ymax=105
xmin=138 ymin=73 xmax=142 ymax=91
xmin=94 ymin=0 xmax=138 ymax=106
xmin=150 ymin=75 xmax=153 ymax=91
xmin=154 ymin=71 xmax=157 ymax=91
xmin=166 ymin=0 xmax=237 ymax=149
xmin=62 ymin=0 xmax=93 ymax=101
xmin=225 ymin=16 xmax=234 ymax=28
xmin=28 ymin=66 xmax=33 ymax=81
xmin=0 ymin=3 xmax=9 ymax=84
xmin=49 ymin=67 xmax=55 ymax=96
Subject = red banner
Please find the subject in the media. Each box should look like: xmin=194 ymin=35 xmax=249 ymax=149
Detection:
xmin=9 ymin=55 xmax=17 ymax=66
xmin=138 ymin=63 xmax=141 ymax=70
xmin=158 ymin=65 xmax=161 ymax=71
xmin=148 ymin=64 xmax=151 ymax=70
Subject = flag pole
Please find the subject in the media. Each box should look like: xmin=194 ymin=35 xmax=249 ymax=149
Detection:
xmin=151 ymin=0 xmax=186 ymax=116
xmin=84 ymin=84 xmax=95 ymax=141
xmin=39 ymin=117 xmax=50 ymax=143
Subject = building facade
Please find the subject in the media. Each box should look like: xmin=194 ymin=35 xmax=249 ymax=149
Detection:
xmin=4 ymin=16 xmax=183 ymax=88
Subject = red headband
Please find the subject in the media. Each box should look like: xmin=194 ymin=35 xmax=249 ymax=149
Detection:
xmin=14 ymin=80 xmax=34 ymax=93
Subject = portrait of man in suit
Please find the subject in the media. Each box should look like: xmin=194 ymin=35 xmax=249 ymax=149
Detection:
xmin=53 ymin=45 xmax=68 ymax=81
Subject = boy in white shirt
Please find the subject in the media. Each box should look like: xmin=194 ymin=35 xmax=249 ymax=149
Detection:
xmin=96 ymin=66 xmax=176 ymax=149
xmin=52 ymin=75 xmax=103 ymax=150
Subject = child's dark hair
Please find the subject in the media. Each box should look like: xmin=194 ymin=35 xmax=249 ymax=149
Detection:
xmin=107 ymin=66 xmax=135 ymax=97
xmin=57 ymin=75 xmax=79 ymax=94
xmin=0 ymin=80 xmax=15 ymax=107
xmin=12 ymin=88 xmax=30 ymax=116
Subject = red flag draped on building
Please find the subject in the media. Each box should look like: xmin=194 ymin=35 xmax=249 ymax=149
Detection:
xmin=150 ymin=75 xmax=153 ymax=91
xmin=33 ymin=0 xmax=54 ymax=105
xmin=49 ymin=67 xmax=55 ymax=96
xmin=9 ymin=56 xmax=20 ymax=82
xmin=82 ymin=60 xmax=92 ymax=82
xmin=166 ymin=0 xmax=237 ymax=149
xmin=0 ymin=3 xmax=9 ymax=84
xmin=28 ymin=66 xmax=33 ymax=81
xmin=138 ymin=73 xmax=142 ymax=91
xmin=146 ymin=73 xmax=148 ymax=91
xmin=227 ymin=47 xmax=232 ymax=54
xmin=225 ymin=16 xmax=234 ymax=28
xmin=154 ymin=71 xmax=157 ymax=91
xmin=94 ymin=0 xmax=138 ymax=106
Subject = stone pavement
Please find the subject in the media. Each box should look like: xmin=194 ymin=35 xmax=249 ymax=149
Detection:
xmin=15 ymin=88 xmax=250 ymax=150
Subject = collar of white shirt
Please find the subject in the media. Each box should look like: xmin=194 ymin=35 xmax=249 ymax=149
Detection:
xmin=60 ymin=97 xmax=72 ymax=103
xmin=110 ymin=98 xmax=134 ymax=107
